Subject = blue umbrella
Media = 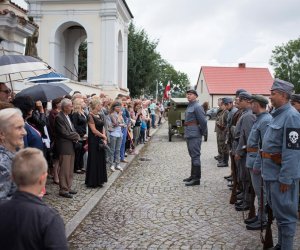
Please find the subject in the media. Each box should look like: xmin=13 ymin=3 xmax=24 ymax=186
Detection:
xmin=28 ymin=72 xmax=69 ymax=83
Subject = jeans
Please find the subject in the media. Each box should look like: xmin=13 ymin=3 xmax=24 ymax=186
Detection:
xmin=151 ymin=114 xmax=156 ymax=128
xmin=120 ymin=127 xmax=127 ymax=161
xmin=108 ymin=135 xmax=122 ymax=166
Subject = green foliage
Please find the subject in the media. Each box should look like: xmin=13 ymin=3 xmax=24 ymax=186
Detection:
xmin=78 ymin=41 xmax=87 ymax=81
xmin=128 ymin=23 xmax=190 ymax=98
xmin=270 ymin=37 xmax=300 ymax=93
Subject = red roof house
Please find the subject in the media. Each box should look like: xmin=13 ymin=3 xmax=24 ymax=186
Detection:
xmin=196 ymin=63 xmax=273 ymax=107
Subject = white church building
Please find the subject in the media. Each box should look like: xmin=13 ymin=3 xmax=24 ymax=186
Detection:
xmin=26 ymin=0 xmax=133 ymax=96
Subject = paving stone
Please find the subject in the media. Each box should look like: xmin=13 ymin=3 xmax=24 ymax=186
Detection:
xmin=64 ymin=121 xmax=300 ymax=249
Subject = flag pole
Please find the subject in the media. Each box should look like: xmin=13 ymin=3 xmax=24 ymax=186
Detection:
xmin=155 ymin=80 xmax=158 ymax=101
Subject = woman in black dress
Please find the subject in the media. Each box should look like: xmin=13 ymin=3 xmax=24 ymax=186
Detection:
xmin=71 ymin=98 xmax=87 ymax=174
xmin=85 ymin=98 xmax=108 ymax=188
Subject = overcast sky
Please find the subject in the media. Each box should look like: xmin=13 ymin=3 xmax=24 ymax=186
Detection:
xmin=12 ymin=0 xmax=300 ymax=85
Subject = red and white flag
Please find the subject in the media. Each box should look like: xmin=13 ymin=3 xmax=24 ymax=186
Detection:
xmin=163 ymin=81 xmax=171 ymax=99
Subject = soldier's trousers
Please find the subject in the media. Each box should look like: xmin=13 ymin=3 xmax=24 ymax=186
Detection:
xmin=239 ymin=157 xmax=251 ymax=204
xmin=249 ymin=170 xmax=266 ymax=220
xmin=265 ymin=180 xmax=299 ymax=250
xmin=186 ymin=137 xmax=202 ymax=180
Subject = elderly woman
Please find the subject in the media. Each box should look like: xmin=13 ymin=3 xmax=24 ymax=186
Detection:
xmin=0 ymin=108 xmax=27 ymax=200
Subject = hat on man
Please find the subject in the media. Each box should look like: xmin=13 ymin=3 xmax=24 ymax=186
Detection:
xmin=270 ymin=78 xmax=294 ymax=95
xmin=251 ymin=94 xmax=269 ymax=105
xmin=186 ymin=89 xmax=198 ymax=97
xmin=222 ymin=97 xmax=233 ymax=104
xmin=238 ymin=91 xmax=252 ymax=100
xmin=236 ymin=89 xmax=246 ymax=97
xmin=291 ymin=94 xmax=300 ymax=103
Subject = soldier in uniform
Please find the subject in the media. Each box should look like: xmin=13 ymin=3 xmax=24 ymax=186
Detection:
xmin=216 ymin=101 xmax=229 ymax=167
xmin=183 ymin=89 xmax=207 ymax=186
xmin=290 ymin=94 xmax=300 ymax=220
xmin=222 ymin=97 xmax=238 ymax=172
xmin=245 ymin=95 xmax=272 ymax=230
xmin=261 ymin=79 xmax=300 ymax=250
xmin=214 ymin=98 xmax=223 ymax=162
xmin=234 ymin=92 xmax=256 ymax=212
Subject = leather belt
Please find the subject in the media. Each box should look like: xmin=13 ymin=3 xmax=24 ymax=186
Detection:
xmin=184 ymin=121 xmax=199 ymax=126
xmin=246 ymin=147 xmax=258 ymax=153
xmin=261 ymin=152 xmax=282 ymax=165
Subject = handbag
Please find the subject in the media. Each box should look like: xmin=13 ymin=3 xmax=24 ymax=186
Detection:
xmin=73 ymin=141 xmax=82 ymax=151
xmin=98 ymin=139 xmax=109 ymax=151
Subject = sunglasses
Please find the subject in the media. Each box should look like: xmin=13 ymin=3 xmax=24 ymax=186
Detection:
xmin=0 ymin=89 xmax=11 ymax=94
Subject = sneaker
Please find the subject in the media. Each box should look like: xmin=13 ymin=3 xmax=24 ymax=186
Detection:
xmin=110 ymin=165 xmax=116 ymax=172
xmin=116 ymin=165 xmax=123 ymax=171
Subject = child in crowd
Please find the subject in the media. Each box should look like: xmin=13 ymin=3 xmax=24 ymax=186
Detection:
xmin=139 ymin=116 xmax=147 ymax=144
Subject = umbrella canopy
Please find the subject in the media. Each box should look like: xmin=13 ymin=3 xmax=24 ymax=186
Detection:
xmin=15 ymin=83 xmax=72 ymax=102
xmin=0 ymin=55 xmax=53 ymax=89
xmin=27 ymin=72 xmax=69 ymax=83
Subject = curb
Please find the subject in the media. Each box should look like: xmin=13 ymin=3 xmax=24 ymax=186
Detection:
xmin=66 ymin=123 xmax=164 ymax=238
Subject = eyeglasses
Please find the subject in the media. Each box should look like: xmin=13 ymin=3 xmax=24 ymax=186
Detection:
xmin=0 ymin=89 xmax=11 ymax=94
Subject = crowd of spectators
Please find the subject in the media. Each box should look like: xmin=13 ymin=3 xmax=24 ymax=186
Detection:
xmin=0 ymin=82 xmax=165 ymax=200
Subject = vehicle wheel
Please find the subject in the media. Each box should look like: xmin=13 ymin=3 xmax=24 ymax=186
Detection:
xmin=168 ymin=125 xmax=172 ymax=142
xmin=168 ymin=129 xmax=172 ymax=142
xmin=205 ymin=115 xmax=211 ymax=120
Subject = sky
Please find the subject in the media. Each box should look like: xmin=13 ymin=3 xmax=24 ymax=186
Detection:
xmin=12 ymin=0 xmax=300 ymax=85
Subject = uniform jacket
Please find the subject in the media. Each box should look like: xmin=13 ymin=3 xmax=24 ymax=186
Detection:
xmin=235 ymin=108 xmax=256 ymax=157
xmin=262 ymin=103 xmax=300 ymax=184
xmin=0 ymin=145 xmax=16 ymax=200
xmin=184 ymin=100 xmax=207 ymax=139
xmin=246 ymin=111 xmax=272 ymax=169
xmin=0 ymin=191 xmax=68 ymax=250
xmin=55 ymin=111 xmax=80 ymax=155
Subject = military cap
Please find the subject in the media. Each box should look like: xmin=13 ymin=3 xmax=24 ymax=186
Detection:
xmin=270 ymin=78 xmax=294 ymax=95
xmin=186 ymin=89 xmax=198 ymax=97
xmin=222 ymin=97 xmax=233 ymax=104
xmin=238 ymin=91 xmax=252 ymax=100
xmin=235 ymin=89 xmax=246 ymax=97
xmin=291 ymin=94 xmax=300 ymax=103
xmin=251 ymin=94 xmax=269 ymax=105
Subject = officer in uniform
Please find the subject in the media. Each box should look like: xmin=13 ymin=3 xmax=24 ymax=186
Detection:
xmin=234 ymin=92 xmax=256 ymax=212
xmin=183 ymin=89 xmax=207 ymax=186
xmin=262 ymin=79 xmax=300 ymax=250
xmin=245 ymin=95 xmax=272 ymax=230
xmin=290 ymin=94 xmax=300 ymax=219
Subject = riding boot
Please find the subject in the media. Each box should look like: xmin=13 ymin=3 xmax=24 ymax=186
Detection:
xmin=183 ymin=165 xmax=195 ymax=182
xmin=185 ymin=166 xmax=201 ymax=186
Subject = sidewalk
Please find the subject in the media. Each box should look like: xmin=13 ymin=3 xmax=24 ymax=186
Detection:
xmin=43 ymin=124 xmax=163 ymax=238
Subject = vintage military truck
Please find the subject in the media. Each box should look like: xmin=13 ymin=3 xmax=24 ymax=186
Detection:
xmin=167 ymin=97 xmax=208 ymax=142
xmin=167 ymin=98 xmax=189 ymax=141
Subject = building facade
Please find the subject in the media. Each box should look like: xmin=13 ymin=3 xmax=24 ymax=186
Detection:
xmin=26 ymin=0 xmax=133 ymax=96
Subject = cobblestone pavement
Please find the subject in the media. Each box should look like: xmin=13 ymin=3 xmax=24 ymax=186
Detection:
xmin=68 ymin=121 xmax=300 ymax=250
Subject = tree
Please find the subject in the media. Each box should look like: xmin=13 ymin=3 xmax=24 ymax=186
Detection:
xmin=128 ymin=23 xmax=161 ymax=97
xmin=128 ymin=23 xmax=190 ymax=98
xmin=78 ymin=41 xmax=87 ymax=82
xmin=270 ymin=37 xmax=300 ymax=93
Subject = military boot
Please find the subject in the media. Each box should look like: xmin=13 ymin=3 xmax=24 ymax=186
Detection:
xmin=185 ymin=166 xmax=201 ymax=186
xmin=217 ymin=154 xmax=229 ymax=167
xmin=183 ymin=165 xmax=196 ymax=182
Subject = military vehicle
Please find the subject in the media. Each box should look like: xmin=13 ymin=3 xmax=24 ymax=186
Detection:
xmin=167 ymin=97 xmax=207 ymax=142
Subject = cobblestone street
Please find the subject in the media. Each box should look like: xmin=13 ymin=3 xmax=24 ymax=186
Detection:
xmin=68 ymin=121 xmax=300 ymax=250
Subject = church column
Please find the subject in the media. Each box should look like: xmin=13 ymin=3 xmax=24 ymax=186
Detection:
xmin=122 ymin=24 xmax=129 ymax=90
xmin=99 ymin=10 xmax=118 ymax=89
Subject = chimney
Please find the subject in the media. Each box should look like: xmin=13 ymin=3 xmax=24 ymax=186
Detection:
xmin=238 ymin=63 xmax=246 ymax=68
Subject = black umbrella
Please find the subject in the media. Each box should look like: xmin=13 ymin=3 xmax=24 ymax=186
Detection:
xmin=15 ymin=83 xmax=72 ymax=102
